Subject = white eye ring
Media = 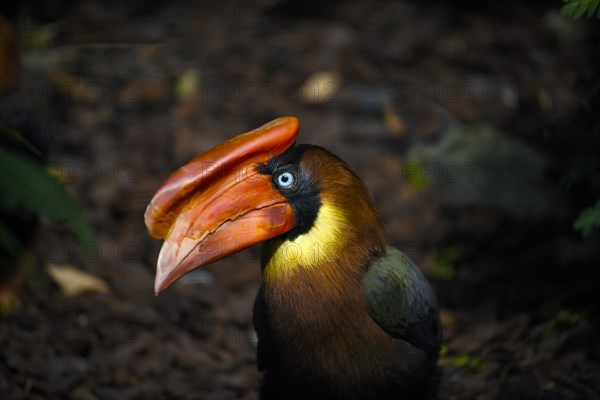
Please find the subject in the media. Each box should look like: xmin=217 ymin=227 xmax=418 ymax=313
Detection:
xmin=277 ymin=171 xmax=295 ymax=188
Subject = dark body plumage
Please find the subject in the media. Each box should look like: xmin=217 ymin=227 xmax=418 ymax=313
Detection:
xmin=253 ymin=145 xmax=441 ymax=400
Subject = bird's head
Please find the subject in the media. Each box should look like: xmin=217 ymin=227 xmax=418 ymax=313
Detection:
xmin=145 ymin=117 xmax=386 ymax=293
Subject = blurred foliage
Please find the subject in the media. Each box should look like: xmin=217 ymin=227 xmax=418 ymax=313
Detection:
xmin=448 ymin=354 xmax=488 ymax=374
xmin=0 ymin=126 xmax=95 ymax=260
xmin=431 ymin=246 xmax=458 ymax=280
xmin=561 ymin=0 xmax=600 ymax=19
xmin=20 ymin=23 xmax=58 ymax=50
xmin=439 ymin=347 xmax=488 ymax=374
xmin=439 ymin=343 xmax=449 ymax=358
xmin=573 ymin=200 xmax=600 ymax=237
xmin=174 ymin=68 xmax=200 ymax=100
xmin=402 ymin=159 xmax=429 ymax=189
xmin=546 ymin=11 xmax=600 ymax=238
xmin=0 ymin=123 xmax=44 ymax=158
xmin=542 ymin=310 xmax=586 ymax=338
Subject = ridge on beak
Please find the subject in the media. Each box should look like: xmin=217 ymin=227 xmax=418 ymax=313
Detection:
xmin=145 ymin=117 xmax=299 ymax=293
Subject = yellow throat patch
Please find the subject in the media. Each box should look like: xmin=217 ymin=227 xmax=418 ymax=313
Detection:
xmin=261 ymin=201 xmax=347 ymax=281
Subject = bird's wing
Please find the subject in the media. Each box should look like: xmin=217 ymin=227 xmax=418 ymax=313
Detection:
xmin=362 ymin=246 xmax=441 ymax=357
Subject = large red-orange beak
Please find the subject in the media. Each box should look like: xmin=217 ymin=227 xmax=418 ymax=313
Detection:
xmin=145 ymin=117 xmax=299 ymax=294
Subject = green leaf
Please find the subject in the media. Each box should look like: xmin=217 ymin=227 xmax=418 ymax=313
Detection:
xmin=561 ymin=1 xmax=582 ymax=18
xmin=574 ymin=2 xmax=589 ymax=18
xmin=561 ymin=0 xmax=600 ymax=19
xmin=588 ymin=0 xmax=599 ymax=17
xmin=573 ymin=199 xmax=600 ymax=237
xmin=0 ymin=148 xmax=95 ymax=249
xmin=0 ymin=123 xmax=43 ymax=159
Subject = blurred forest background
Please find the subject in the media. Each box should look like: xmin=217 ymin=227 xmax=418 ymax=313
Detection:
xmin=1 ymin=1 xmax=599 ymax=399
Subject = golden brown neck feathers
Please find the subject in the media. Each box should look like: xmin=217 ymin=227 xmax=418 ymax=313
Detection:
xmin=300 ymin=146 xmax=387 ymax=262
xmin=261 ymin=146 xmax=387 ymax=283
xmin=259 ymin=147 xmax=394 ymax=387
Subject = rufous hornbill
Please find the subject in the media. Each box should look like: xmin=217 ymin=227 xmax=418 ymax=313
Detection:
xmin=145 ymin=117 xmax=441 ymax=400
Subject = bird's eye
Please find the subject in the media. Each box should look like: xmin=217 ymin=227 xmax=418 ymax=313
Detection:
xmin=276 ymin=171 xmax=295 ymax=188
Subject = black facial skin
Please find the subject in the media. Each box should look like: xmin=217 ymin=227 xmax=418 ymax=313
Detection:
xmin=258 ymin=144 xmax=321 ymax=241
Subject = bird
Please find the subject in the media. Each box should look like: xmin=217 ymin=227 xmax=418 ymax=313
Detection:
xmin=145 ymin=116 xmax=441 ymax=400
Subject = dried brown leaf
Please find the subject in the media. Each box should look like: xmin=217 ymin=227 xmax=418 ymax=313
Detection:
xmin=47 ymin=263 xmax=108 ymax=297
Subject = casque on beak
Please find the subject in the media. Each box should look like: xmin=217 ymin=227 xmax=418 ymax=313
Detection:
xmin=145 ymin=117 xmax=299 ymax=294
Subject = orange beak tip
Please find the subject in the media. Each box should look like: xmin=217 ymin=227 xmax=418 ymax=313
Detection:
xmin=146 ymin=117 xmax=301 ymax=291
